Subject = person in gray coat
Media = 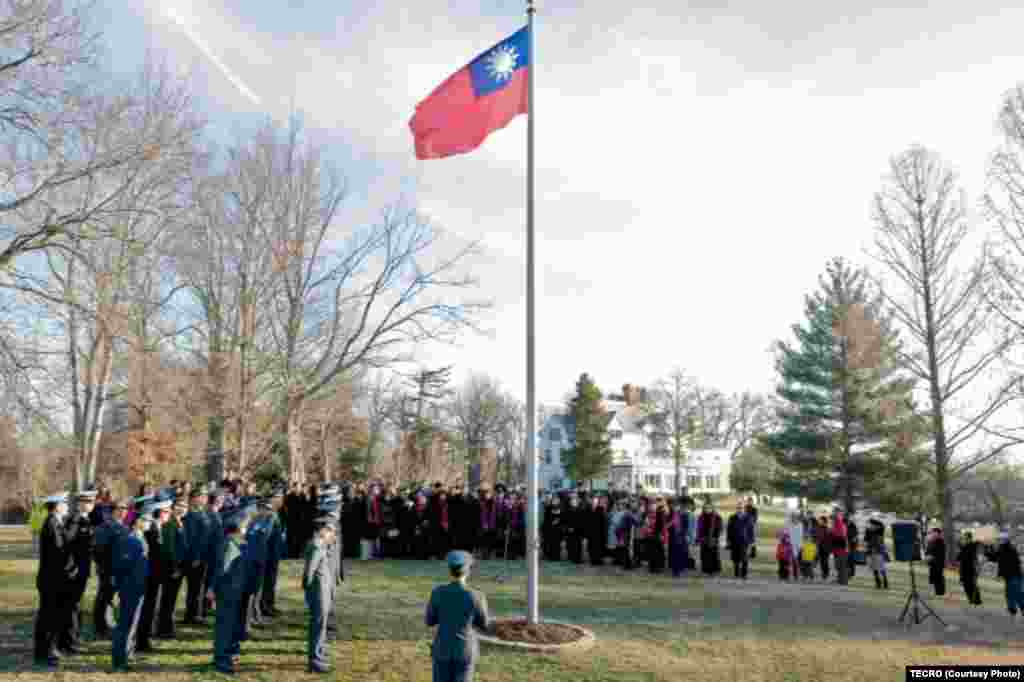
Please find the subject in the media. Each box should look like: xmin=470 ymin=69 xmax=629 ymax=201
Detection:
xmin=425 ymin=550 xmax=491 ymax=682
xmin=303 ymin=514 xmax=336 ymax=673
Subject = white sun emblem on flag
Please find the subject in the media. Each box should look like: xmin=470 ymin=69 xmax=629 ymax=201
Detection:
xmin=486 ymin=45 xmax=519 ymax=82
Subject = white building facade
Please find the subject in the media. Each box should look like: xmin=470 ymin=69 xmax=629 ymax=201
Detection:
xmin=538 ymin=396 xmax=733 ymax=496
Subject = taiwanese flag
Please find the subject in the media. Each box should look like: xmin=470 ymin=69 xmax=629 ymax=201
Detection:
xmin=409 ymin=27 xmax=529 ymax=160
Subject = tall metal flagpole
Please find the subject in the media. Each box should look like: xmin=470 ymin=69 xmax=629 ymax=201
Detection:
xmin=525 ymin=0 xmax=539 ymax=626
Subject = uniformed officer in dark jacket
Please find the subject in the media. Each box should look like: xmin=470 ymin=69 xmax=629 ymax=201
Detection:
xmin=93 ymin=499 xmax=129 ymax=638
xmin=34 ymin=493 xmax=75 ymax=667
xmin=157 ymin=499 xmax=189 ymax=638
xmin=242 ymin=501 xmax=272 ymax=635
xmin=425 ymin=550 xmax=491 ymax=682
xmin=182 ymin=486 xmax=211 ymax=624
xmin=203 ymin=490 xmax=226 ymax=620
xmin=60 ymin=489 xmax=97 ymax=654
xmin=261 ymin=487 xmax=287 ymax=617
xmin=137 ymin=499 xmax=172 ymax=652
xmin=303 ymin=513 xmax=336 ymax=673
xmin=212 ymin=505 xmax=251 ymax=674
xmin=112 ymin=511 xmax=152 ymax=670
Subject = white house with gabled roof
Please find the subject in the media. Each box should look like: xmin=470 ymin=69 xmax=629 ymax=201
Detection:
xmin=537 ymin=383 xmax=733 ymax=495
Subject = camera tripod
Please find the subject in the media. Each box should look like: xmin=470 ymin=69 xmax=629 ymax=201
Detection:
xmin=898 ymin=559 xmax=945 ymax=627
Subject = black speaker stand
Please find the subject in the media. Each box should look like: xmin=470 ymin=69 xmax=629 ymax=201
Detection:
xmin=898 ymin=559 xmax=945 ymax=627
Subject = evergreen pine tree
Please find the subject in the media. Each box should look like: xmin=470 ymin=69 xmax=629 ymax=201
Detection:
xmin=761 ymin=258 xmax=923 ymax=514
xmin=562 ymin=373 xmax=614 ymax=490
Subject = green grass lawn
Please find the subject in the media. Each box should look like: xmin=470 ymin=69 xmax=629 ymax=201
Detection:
xmin=2 ymin=517 xmax=1021 ymax=682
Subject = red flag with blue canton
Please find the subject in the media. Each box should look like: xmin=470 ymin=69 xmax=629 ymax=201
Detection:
xmin=409 ymin=27 xmax=529 ymax=160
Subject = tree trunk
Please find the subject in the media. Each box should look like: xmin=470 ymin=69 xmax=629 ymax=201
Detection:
xmin=207 ymin=416 xmax=226 ymax=483
xmin=287 ymin=405 xmax=305 ymax=484
xmin=320 ymin=422 xmax=330 ymax=481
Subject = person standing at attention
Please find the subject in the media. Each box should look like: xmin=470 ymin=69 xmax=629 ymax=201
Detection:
xmin=425 ymin=550 xmax=491 ymax=682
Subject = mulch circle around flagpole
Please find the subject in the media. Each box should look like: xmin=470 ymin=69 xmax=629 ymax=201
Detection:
xmin=479 ymin=617 xmax=595 ymax=653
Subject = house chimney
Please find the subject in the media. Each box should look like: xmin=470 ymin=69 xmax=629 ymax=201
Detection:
xmin=622 ymin=384 xmax=632 ymax=405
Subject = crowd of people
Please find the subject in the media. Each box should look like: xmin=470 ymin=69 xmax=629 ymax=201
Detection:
xmin=32 ymin=477 xmax=343 ymax=674
xmin=314 ymin=479 xmax=1024 ymax=618
xmin=31 ymin=475 xmax=1024 ymax=674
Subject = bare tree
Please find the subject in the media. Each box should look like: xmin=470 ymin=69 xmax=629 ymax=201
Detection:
xmin=644 ymin=368 xmax=696 ymax=496
xmin=0 ymin=4 xmax=203 ymax=267
xmin=870 ymin=144 xmax=1020 ymax=557
xmin=496 ymin=393 xmax=525 ymax=486
xmin=351 ymin=369 xmax=398 ymax=479
xmin=0 ymin=62 xmax=201 ymax=491
xmin=253 ymin=121 xmax=488 ymax=483
xmin=448 ymin=373 xmax=506 ymax=482
xmin=171 ymin=137 xmax=283 ymax=481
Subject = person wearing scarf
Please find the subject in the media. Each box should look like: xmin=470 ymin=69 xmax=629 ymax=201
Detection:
xmin=696 ymin=503 xmax=723 ymax=576
xmin=430 ymin=490 xmax=452 ymax=559
xmin=509 ymin=494 xmax=527 ymax=560
xmin=365 ymin=487 xmax=383 ymax=559
xmin=776 ymin=530 xmax=794 ymax=581
xmin=830 ymin=511 xmax=850 ymax=586
xmin=667 ymin=499 xmax=689 ymax=578
xmin=412 ymin=494 xmax=431 ymax=560
xmin=645 ymin=498 xmax=667 ymax=574
xmin=477 ymin=491 xmax=497 ymax=560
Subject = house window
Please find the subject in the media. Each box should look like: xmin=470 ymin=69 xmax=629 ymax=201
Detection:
xmin=687 ymin=474 xmax=702 ymax=489
xmin=544 ymin=450 xmax=552 ymax=465
xmin=610 ymin=430 xmax=623 ymax=440
xmin=644 ymin=473 xmax=661 ymax=489
xmin=549 ymin=427 xmax=561 ymax=442
xmin=705 ymin=475 xmax=720 ymax=490
xmin=666 ymin=474 xmax=677 ymax=492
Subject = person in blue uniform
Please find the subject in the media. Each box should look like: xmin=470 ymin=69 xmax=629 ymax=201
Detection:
xmin=260 ymin=487 xmax=287 ymax=618
xmin=60 ymin=489 xmax=97 ymax=654
xmin=137 ymin=500 xmax=172 ymax=653
xmin=203 ymin=490 xmax=226 ymax=621
xmin=182 ymin=486 xmax=211 ymax=624
xmin=211 ymin=505 xmax=251 ymax=674
xmin=303 ymin=514 xmax=336 ymax=673
xmin=425 ymin=550 xmax=491 ymax=682
xmin=34 ymin=493 xmax=74 ymax=667
xmin=93 ymin=499 xmax=129 ymax=638
xmin=111 ymin=511 xmax=152 ymax=670
xmin=242 ymin=501 xmax=271 ymax=636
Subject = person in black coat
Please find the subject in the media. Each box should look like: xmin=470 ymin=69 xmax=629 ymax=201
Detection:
xmin=378 ymin=487 xmax=399 ymax=557
xmin=926 ymin=528 xmax=946 ymax=596
xmin=565 ymin=496 xmax=584 ymax=564
xmin=137 ymin=501 xmax=171 ymax=653
xmin=93 ymin=499 xmax=129 ymax=638
xmin=957 ymin=531 xmax=982 ymax=606
xmin=541 ymin=495 xmax=562 ymax=561
xmin=984 ymin=532 xmax=1024 ymax=618
xmin=60 ymin=490 xmax=97 ymax=654
xmin=34 ymin=495 xmax=77 ymax=667
xmin=284 ymin=484 xmax=304 ymax=559
xmin=182 ymin=488 xmax=211 ymax=624
xmin=585 ymin=495 xmax=608 ymax=565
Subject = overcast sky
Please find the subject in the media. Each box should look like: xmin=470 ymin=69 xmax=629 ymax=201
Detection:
xmin=96 ymin=0 xmax=1024 ymax=408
